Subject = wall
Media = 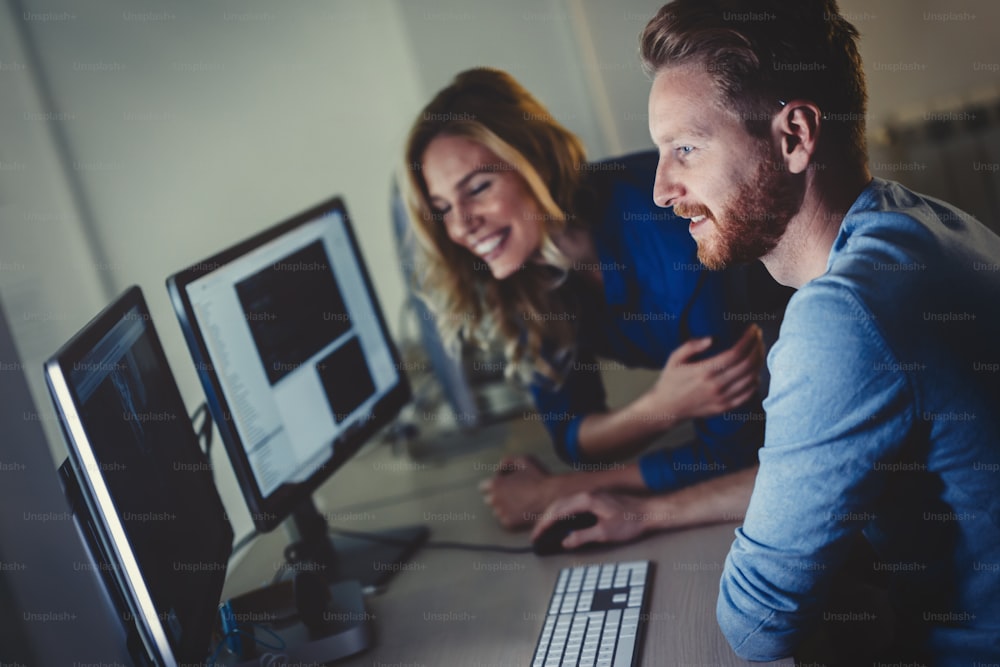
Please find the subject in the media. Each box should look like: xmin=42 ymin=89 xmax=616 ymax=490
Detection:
xmin=396 ymin=0 xmax=613 ymax=158
xmin=0 ymin=2 xmax=110 ymax=453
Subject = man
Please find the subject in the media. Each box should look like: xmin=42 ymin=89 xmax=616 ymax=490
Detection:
xmin=532 ymin=0 xmax=1000 ymax=663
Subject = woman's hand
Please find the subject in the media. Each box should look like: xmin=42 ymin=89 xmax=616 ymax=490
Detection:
xmin=643 ymin=324 xmax=764 ymax=422
xmin=479 ymin=455 xmax=556 ymax=529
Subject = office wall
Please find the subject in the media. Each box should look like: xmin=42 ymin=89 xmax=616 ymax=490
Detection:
xmin=836 ymin=0 xmax=1000 ymax=126
xmin=0 ymin=3 xmax=111 ymax=453
xmin=394 ymin=0 xmax=613 ymax=158
xmin=839 ymin=0 xmax=1000 ymax=229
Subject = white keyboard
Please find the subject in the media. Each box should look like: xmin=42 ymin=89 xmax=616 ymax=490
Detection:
xmin=532 ymin=561 xmax=653 ymax=667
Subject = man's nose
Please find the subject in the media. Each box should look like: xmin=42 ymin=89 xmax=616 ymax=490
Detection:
xmin=652 ymin=156 xmax=684 ymax=208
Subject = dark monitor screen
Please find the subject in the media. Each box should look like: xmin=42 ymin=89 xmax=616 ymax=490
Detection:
xmin=44 ymin=286 xmax=233 ymax=666
xmin=166 ymin=196 xmax=411 ymax=532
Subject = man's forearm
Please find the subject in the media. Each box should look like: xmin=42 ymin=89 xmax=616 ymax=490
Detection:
xmin=635 ymin=464 xmax=758 ymax=533
xmin=550 ymin=460 xmax=649 ymax=498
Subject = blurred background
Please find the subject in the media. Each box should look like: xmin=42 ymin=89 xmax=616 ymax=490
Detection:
xmin=2 ymin=0 xmax=998 ymax=541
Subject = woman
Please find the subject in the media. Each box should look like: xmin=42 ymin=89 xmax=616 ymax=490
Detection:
xmin=402 ymin=68 xmax=789 ymax=529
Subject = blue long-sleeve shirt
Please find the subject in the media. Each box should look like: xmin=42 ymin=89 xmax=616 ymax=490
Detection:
xmin=530 ymin=151 xmax=791 ymax=493
xmin=718 ymin=178 xmax=1000 ymax=663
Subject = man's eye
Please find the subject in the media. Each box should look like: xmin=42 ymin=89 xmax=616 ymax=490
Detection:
xmin=676 ymin=146 xmax=694 ymax=156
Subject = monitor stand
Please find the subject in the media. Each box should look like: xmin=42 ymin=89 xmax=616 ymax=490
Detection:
xmin=220 ymin=574 xmax=373 ymax=666
xmin=283 ymin=498 xmax=430 ymax=589
xmin=219 ymin=500 xmax=427 ymax=664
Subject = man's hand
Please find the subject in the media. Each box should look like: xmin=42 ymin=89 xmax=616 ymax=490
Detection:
xmin=530 ymin=492 xmax=653 ymax=551
xmin=478 ymin=455 xmax=557 ymax=529
xmin=643 ymin=324 xmax=764 ymax=422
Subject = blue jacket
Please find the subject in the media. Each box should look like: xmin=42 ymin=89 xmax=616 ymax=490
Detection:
xmin=530 ymin=151 xmax=790 ymax=492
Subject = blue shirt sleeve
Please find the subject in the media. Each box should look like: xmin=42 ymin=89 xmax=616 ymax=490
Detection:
xmin=532 ymin=351 xmax=765 ymax=492
xmin=530 ymin=348 xmax=608 ymax=465
xmin=638 ymin=408 xmax=763 ymax=493
xmin=717 ymin=282 xmax=914 ymax=661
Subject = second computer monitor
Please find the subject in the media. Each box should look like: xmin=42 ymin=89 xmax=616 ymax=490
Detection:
xmin=166 ymin=197 xmax=411 ymax=535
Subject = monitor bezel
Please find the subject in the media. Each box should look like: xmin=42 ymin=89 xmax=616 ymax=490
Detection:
xmin=43 ymin=285 xmax=234 ymax=667
xmin=166 ymin=196 xmax=412 ymax=533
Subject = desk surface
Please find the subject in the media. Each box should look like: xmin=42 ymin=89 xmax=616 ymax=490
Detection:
xmin=223 ymin=417 xmax=792 ymax=667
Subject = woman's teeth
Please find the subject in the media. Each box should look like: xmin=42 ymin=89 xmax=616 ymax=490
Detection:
xmin=474 ymin=232 xmax=505 ymax=257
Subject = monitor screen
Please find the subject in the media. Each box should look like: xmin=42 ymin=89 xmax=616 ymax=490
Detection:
xmin=167 ymin=197 xmax=410 ymax=532
xmin=44 ymin=286 xmax=233 ymax=666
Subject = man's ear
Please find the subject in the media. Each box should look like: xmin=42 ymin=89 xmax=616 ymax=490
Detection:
xmin=774 ymin=100 xmax=822 ymax=175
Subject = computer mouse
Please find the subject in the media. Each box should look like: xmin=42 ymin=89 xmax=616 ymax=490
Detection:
xmin=532 ymin=512 xmax=599 ymax=556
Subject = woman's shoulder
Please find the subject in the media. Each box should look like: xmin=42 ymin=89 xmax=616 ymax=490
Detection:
xmin=582 ymin=150 xmax=659 ymax=194
xmin=579 ymin=151 xmax=675 ymax=227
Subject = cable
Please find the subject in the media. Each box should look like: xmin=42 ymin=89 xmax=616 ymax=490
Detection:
xmin=328 ymin=526 xmax=532 ymax=554
xmin=421 ymin=539 xmax=533 ymax=554
xmin=267 ymin=524 xmax=532 ymax=585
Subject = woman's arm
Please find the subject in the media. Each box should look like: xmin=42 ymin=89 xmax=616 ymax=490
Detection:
xmin=576 ymin=325 xmax=764 ymax=460
xmin=481 ymin=326 xmax=764 ymax=529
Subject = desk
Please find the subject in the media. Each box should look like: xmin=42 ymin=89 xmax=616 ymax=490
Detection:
xmin=223 ymin=417 xmax=792 ymax=667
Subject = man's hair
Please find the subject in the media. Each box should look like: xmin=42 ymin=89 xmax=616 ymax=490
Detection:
xmin=640 ymin=0 xmax=868 ymax=169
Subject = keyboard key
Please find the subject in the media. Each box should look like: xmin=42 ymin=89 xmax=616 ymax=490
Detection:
xmin=568 ymin=569 xmax=585 ymax=593
xmin=613 ymin=631 xmax=637 ymax=667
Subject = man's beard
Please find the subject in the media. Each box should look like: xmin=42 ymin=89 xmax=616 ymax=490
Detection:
xmin=678 ymin=142 xmax=802 ymax=270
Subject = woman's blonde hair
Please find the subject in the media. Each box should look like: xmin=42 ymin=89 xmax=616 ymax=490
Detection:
xmin=401 ymin=68 xmax=589 ymax=383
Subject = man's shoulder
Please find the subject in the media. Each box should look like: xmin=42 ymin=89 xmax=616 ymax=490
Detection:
xmin=835 ymin=178 xmax=992 ymax=262
xmin=826 ymin=178 xmax=1000 ymax=315
xmin=781 ymin=277 xmax=878 ymax=342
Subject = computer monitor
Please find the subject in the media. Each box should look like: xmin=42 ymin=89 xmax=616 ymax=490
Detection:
xmin=0 ymin=293 xmax=133 ymax=666
xmin=167 ymin=196 xmax=427 ymax=587
xmin=44 ymin=286 xmax=233 ymax=667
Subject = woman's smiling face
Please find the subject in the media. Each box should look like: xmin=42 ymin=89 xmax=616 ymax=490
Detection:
xmin=422 ymin=134 xmax=544 ymax=280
